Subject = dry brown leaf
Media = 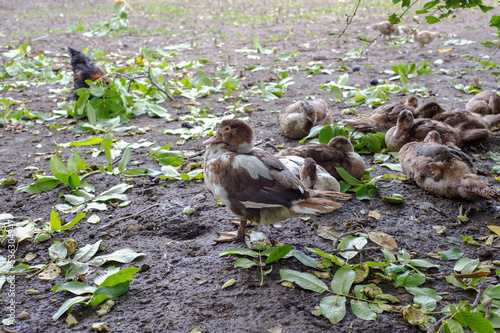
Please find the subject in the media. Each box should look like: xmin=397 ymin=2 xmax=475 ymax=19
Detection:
xmin=66 ymin=313 xmax=78 ymax=327
xmin=267 ymin=325 xmax=283 ymax=333
xmin=314 ymin=224 xmax=341 ymax=241
xmin=452 ymin=271 xmax=490 ymax=278
xmin=368 ymin=210 xmax=381 ymax=220
xmin=38 ymin=263 xmax=61 ymax=281
xmin=488 ymin=225 xmax=500 ymax=237
xmin=368 ymin=231 xmax=397 ymax=250
xmin=13 ymin=221 xmax=35 ymax=243
xmin=426 ymin=250 xmax=443 ymax=260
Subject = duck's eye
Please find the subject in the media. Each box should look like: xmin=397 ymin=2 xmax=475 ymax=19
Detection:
xmin=223 ymin=126 xmax=231 ymax=132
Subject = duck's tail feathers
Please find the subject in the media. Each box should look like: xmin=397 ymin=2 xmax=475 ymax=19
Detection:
xmin=460 ymin=175 xmax=500 ymax=201
xmin=312 ymin=190 xmax=351 ymax=200
xmin=466 ymin=186 xmax=500 ymax=201
xmin=460 ymin=128 xmax=490 ymax=145
xmin=483 ymin=114 xmax=500 ymax=129
xmin=342 ymin=118 xmax=376 ymax=132
xmin=292 ymin=197 xmax=343 ymax=215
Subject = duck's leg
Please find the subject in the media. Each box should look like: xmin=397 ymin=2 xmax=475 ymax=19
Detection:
xmin=214 ymin=220 xmax=251 ymax=242
xmin=235 ymin=219 xmax=247 ymax=240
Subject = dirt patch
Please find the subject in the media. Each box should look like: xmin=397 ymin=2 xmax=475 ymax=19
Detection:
xmin=0 ymin=1 xmax=499 ymax=332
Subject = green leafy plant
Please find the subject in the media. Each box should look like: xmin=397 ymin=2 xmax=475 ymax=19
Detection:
xmin=301 ymin=123 xmax=386 ymax=154
xmin=85 ymin=5 xmax=129 ymax=37
xmin=17 ymin=149 xmax=94 ymax=194
xmin=219 ymin=231 xmax=292 ymax=286
xmin=336 ymin=167 xmax=394 ymax=200
xmin=453 ymin=82 xmax=482 ymax=94
xmin=487 ymin=151 xmax=500 ymax=173
xmin=51 ymin=267 xmax=140 ymax=320
xmin=250 ymin=72 xmax=295 ymax=102
xmin=384 ymin=62 xmax=433 ymax=85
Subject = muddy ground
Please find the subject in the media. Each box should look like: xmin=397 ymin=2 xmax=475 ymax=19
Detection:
xmin=0 ymin=1 xmax=500 ymax=332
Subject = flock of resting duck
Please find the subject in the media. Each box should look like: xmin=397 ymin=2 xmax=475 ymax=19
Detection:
xmin=65 ymin=45 xmax=500 ymax=242
xmin=203 ymin=92 xmax=500 ymax=242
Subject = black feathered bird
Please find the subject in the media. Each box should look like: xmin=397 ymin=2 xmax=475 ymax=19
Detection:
xmin=67 ymin=47 xmax=109 ymax=93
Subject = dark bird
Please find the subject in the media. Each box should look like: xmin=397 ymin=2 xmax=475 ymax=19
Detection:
xmin=399 ymin=131 xmax=500 ymax=201
xmin=279 ymin=99 xmax=333 ymax=139
xmin=275 ymin=136 xmax=366 ymax=180
xmin=466 ymin=91 xmax=500 ymax=115
xmin=343 ymin=97 xmax=443 ymax=133
xmin=203 ymin=119 xmax=349 ymax=241
xmin=385 ymin=110 xmax=489 ymax=152
xmin=67 ymin=46 xmax=109 ymax=93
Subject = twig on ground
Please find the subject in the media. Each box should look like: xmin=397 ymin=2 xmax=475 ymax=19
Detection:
xmin=264 ymin=142 xmax=280 ymax=152
xmin=97 ymin=203 xmax=159 ymax=230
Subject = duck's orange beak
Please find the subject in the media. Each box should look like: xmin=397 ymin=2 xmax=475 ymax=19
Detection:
xmin=203 ymin=132 xmax=223 ymax=145
xmin=393 ymin=124 xmax=405 ymax=138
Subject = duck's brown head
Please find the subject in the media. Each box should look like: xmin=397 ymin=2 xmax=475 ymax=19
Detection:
xmin=424 ymin=130 xmax=442 ymax=144
xmin=416 ymin=102 xmax=444 ymax=118
xmin=328 ymin=136 xmax=354 ymax=153
xmin=406 ymin=95 xmax=419 ymax=108
xmin=300 ymin=101 xmax=317 ymax=123
xmin=203 ymin=119 xmax=254 ymax=153
xmin=299 ymin=158 xmax=318 ymax=188
xmin=394 ymin=110 xmax=414 ymax=138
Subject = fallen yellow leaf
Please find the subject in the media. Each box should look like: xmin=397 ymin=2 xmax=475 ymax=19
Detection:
xmin=368 ymin=210 xmax=381 ymax=220
xmin=368 ymin=231 xmax=398 ymax=250
xmin=438 ymin=47 xmax=453 ymax=53
xmin=38 ymin=263 xmax=61 ymax=281
xmin=488 ymin=225 xmax=500 ymax=237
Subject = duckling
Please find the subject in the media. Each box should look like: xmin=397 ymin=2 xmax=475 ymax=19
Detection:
xmin=278 ymin=156 xmax=340 ymax=192
xmin=385 ymin=110 xmax=489 ymax=152
xmin=279 ymin=99 xmax=333 ymax=139
xmin=411 ymin=29 xmax=440 ymax=49
xmin=399 ymin=131 xmax=500 ymax=201
xmin=203 ymin=119 xmax=349 ymax=241
xmin=343 ymin=97 xmax=443 ymax=133
xmin=276 ymin=136 xmax=365 ymax=180
xmin=465 ymin=91 xmax=500 ymax=115
xmin=370 ymin=21 xmax=399 ymax=40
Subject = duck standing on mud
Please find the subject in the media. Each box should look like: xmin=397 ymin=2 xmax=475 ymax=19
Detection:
xmin=203 ymin=119 xmax=349 ymax=242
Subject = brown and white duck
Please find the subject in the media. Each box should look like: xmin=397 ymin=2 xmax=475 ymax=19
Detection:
xmin=279 ymin=156 xmax=340 ymax=192
xmin=466 ymin=91 xmax=500 ymax=115
xmin=276 ymin=136 xmax=365 ymax=180
xmin=279 ymin=99 xmax=333 ymax=139
xmin=203 ymin=119 xmax=349 ymax=241
xmin=399 ymin=131 xmax=500 ymax=201
xmin=411 ymin=29 xmax=440 ymax=48
xmin=343 ymin=97 xmax=443 ymax=133
xmin=385 ymin=110 xmax=489 ymax=152
xmin=370 ymin=21 xmax=399 ymax=40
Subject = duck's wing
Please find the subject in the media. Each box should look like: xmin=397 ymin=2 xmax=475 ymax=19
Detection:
xmin=217 ymin=149 xmax=309 ymax=210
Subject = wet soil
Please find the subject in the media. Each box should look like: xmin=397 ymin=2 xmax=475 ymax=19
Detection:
xmin=0 ymin=1 xmax=500 ymax=332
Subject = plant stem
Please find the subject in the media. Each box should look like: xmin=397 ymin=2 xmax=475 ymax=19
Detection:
xmin=26 ymin=258 xmax=57 ymax=279
xmin=258 ymin=251 xmax=264 ymax=287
